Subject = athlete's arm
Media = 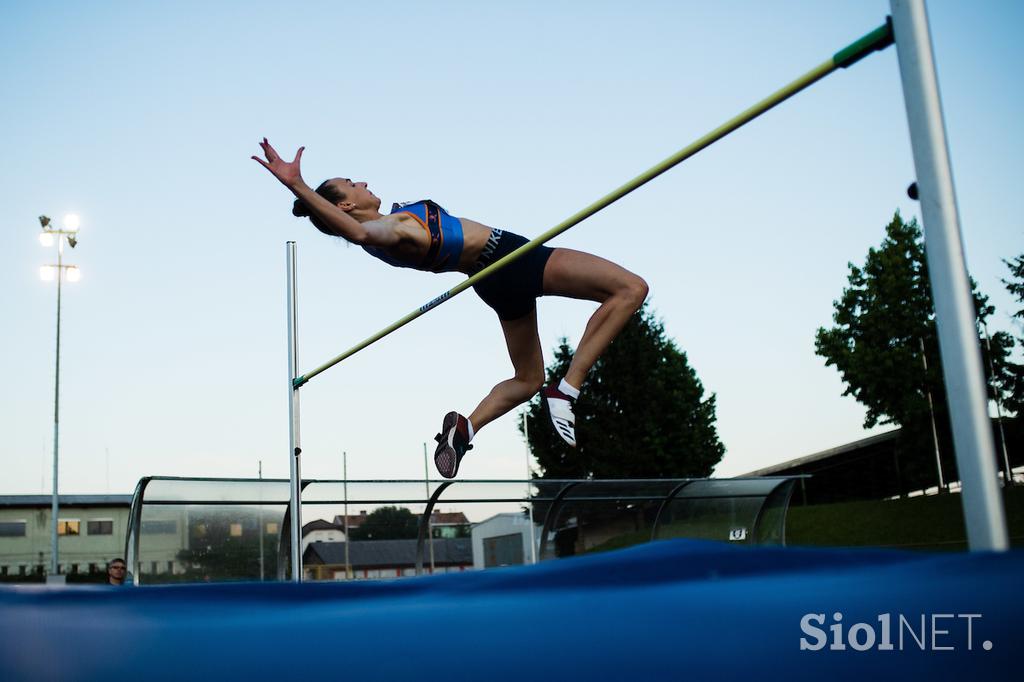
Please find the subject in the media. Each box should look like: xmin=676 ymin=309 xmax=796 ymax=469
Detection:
xmin=357 ymin=216 xmax=403 ymax=248
xmin=252 ymin=138 xmax=398 ymax=246
xmin=289 ymin=182 xmax=400 ymax=246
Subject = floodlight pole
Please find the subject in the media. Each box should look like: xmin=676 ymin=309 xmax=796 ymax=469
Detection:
xmin=50 ymin=239 xmax=63 ymax=578
xmin=286 ymin=242 xmax=303 ymax=580
xmin=39 ymin=215 xmax=81 ymax=581
xmin=891 ymin=0 xmax=1008 ymax=550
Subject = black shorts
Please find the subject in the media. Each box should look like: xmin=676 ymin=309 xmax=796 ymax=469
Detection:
xmin=471 ymin=229 xmax=555 ymax=321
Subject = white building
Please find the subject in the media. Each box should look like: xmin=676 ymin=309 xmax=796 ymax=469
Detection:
xmin=301 ymin=519 xmax=346 ymax=556
xmin=470 ymin=513 xmax=541 ymax=569
xmin=0 ymin=494 xmax=132 ymax=579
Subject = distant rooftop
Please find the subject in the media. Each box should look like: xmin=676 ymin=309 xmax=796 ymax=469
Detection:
xmin=324 ymin=511 xmax=471 ymax=532
xmin=0 ymin=494 xmax=133 ymax=508
xmin=740 ymin=429 xmax=900 ymax=477
xmin=304 ymin=537 xmax=472 ymax=568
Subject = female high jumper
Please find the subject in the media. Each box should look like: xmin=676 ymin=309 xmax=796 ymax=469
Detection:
xmin=254 ymin=139 xmax=648 ymax=478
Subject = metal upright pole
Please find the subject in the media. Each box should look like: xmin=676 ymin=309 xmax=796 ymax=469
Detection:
xmin=50 ymin=240 xmax=63 ymax=578
xmin=981 ymin=324 xmax=1013 ymax=484
xmin=523 ymin=410 xmax=537 ymax=564
xmin=258 ymin=460 xmax=265 ymax=581
xmin=343 ymin=451 xmax=351 ymax=579
xmin=919 ymin=338 xmax=946 ymax=490
xmin=423 ymin=443 xmax=435 ymax=573
xmin=286 ymin=242 xmax=303 ymax=580
xmin=891 ymin=0 xmax=1008 ymax=550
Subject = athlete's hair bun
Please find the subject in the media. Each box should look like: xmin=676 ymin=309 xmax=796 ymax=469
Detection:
xmin=292 ymin=199 xmax=311 ymax=218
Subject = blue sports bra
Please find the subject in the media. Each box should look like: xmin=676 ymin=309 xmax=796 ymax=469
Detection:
xmin=361 ymin=200 xmax=464 ymax=273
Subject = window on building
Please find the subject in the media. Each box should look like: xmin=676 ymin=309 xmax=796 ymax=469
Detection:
xmin=71 ymin=564 xmax=80 ymax=575
xmin=266 ymin=522 xmax=279 ymax=534
xmin=57 ymin=519 xmax=80 ymax=536
xmin=1 ymin=566 xmax=7 ymax=576
xmin=141 ymin=520 xmax=177 ymax=534
xmin=18 ymin=566 xmax=26 ymax=576
xmin=167 ymin=561 xmax=174 ymax=574
xmin=151 ymin=561 xmax=159 ymax=575
xmin=230 ymin=523 xmax=243 ymax=537
xmin=0 ymin=521 xmax=26 ymax=537
xmin=87 ymin=519 xmax=113 ymax=535
xmin=88 ymin=563 xmax=97 ymax=574
xmin=432 ymin=525 xmax=470 ymax=539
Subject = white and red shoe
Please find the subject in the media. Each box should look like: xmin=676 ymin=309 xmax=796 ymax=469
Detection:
xmin=433 ymin=411 xmax=473 ymax=479
xmin=542 ymin=385 xmax=577 ymax=447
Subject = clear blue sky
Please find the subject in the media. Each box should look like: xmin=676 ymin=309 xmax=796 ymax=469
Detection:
xmin=1 ymin=1 xmax=1021 ymax=500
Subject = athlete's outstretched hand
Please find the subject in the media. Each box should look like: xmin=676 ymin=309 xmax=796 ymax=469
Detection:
xmin=252 ymin=138 xmax=305 ymax=188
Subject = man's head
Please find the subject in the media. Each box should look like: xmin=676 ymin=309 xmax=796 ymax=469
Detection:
xmin=107 ymin=558 xmax=127 ymax=584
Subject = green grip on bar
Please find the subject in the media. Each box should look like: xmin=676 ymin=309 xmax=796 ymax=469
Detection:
xmin=833 ymin=18 xmax=894 ymax=69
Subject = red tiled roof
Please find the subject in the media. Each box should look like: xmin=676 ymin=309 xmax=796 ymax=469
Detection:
xmin=430 ymin=511 xmax=469 ymax=525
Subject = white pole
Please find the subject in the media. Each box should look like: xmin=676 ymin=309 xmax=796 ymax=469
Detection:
xmin=891 ymin=0 xmax=1008 ymax=550
xmin=50 ymin=237 xmax=63 ymax=579
xmin=524 ymin=410 xmax=537 ymax=564
xmin=343 ymin=451 xmax=351 ymax=579
xmin=423 ymin=443 xmax=435 ymax=573
xmin=258 ymin=460 xmax=265 ymax=581
xmin=981 ymin=324 xmax=1013 ymax=483
xmin=919 ymin=338 xmax=945 ymax=490
xmin=286 ymin=241 xmax=304 ymax=580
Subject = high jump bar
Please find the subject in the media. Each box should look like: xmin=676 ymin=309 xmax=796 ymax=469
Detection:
xmin=291 ymin=20 xmax=894 ymax=389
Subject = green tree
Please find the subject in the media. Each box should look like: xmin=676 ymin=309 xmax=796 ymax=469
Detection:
xmin=1003 ymin=254 xmax=1024 ymax=323
xmin=349 ymin=506 xmax=419 ymax=540
xmin=814 ymin=212 xmax=1014 ymax=485
xmin=522 ymin=303 xmax=725 ymax=479
xmin=999 ymin=254 xmax=1024 ymax=416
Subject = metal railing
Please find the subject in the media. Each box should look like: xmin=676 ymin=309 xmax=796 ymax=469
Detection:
xmin=126 ymin=476 xmax=798 ymax=584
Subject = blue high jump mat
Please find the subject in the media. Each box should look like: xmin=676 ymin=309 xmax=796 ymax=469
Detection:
xmin=1 ymin=539 xmax=1020 ymax=680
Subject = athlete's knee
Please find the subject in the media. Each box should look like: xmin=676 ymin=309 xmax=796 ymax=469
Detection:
xmin=620 ymin=275 xmax=648 ymax=309
xmin=516 ymin=368 xmax=545 ymax=396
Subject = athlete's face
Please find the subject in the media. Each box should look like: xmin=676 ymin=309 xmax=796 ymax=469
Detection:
xmin=328 ymin=177 xmax=381 ymax=212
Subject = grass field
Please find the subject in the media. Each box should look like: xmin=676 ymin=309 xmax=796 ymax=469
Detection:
xmin=785 ymin=485 xmax=1024 ymax=551
xmin=580 ymin=485 xmax=1024 ymax=555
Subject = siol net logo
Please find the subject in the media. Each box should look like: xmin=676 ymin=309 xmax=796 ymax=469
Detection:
xmin=800 ymin=612 xmax=992 ymax=652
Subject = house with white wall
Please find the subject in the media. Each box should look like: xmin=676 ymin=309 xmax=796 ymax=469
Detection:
xmin=470 ymin=513 xmax=541 ymax=569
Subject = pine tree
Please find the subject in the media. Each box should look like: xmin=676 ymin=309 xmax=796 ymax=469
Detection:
xmin=522 ymin=303 xmax=725 ymax=479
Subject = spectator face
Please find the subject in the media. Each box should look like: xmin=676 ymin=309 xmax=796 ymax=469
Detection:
xmin=108 ymin=561 xmax=126 ymax=582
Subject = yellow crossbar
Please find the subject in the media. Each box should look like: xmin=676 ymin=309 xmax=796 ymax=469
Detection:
xmin=294 ymin=21 xmax=893 ymax=388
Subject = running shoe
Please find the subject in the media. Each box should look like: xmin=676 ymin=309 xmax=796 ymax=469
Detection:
xmin=542 ymin=385 xmax=577 ymax=447
xmin=434 ymin=411 xmax=473 ymax=479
